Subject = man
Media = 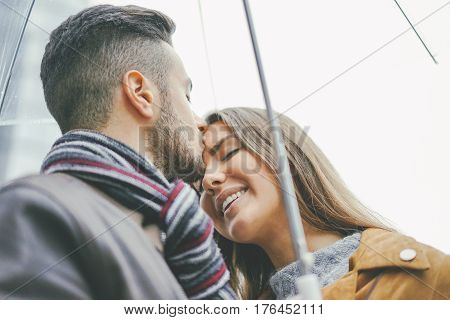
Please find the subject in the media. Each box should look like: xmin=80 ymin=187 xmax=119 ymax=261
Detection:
xmin=0 ymin=5 xmax=235 ymax=299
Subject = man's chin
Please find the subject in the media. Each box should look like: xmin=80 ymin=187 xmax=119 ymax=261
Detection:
xmin=160 ymin=156 xmax=204 ymax=184
xmin=172 ymin=164 xmax=205 ymax=184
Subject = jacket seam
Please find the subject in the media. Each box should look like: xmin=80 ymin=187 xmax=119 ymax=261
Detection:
xmin=363 ymin=271 xmax=383 ymax=300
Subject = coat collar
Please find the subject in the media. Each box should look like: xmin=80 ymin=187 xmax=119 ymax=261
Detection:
xmin=350 ymin=228 xmax=430 ymax=272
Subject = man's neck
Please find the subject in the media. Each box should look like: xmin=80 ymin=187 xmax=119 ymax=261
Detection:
xmin=100 ymin=125 xmax=155 ymax=164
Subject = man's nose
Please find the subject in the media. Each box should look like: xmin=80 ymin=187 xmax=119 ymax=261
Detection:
xmin=195 ymin=114 xmax=207 ymax=133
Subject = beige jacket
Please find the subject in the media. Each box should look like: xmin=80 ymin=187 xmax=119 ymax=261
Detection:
xmin=323 ymin=228 xmax=450 ymax=299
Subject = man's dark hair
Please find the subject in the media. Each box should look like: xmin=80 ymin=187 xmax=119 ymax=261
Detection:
xmin=40 ymin=5 xmax=176 ymax=133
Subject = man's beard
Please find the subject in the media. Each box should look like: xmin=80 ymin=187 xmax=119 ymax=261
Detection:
xmin=146 ymin=97 xmax=205 ymax=184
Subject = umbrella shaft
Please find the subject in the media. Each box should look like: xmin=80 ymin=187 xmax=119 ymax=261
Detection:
xmin=242 ymin=0 xmax=310 ymax=272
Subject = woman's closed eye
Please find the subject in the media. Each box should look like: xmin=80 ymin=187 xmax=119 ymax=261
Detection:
xmin=221 ymin=148 xmax=240 ymax=161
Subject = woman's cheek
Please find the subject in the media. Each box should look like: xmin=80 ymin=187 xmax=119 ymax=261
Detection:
xmin=200 ymin=193 xmax=225 ymax=228
xmin=200 ymin=193 xmax=216 ymax=217
xmin=201 ymin=193 xmax=232 ymax=240
xmin=234 ymin=150 xmax=260 ymax=175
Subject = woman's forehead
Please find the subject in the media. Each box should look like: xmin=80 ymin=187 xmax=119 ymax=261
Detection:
xmin=202 ymin=121 xmax=233 ymax=148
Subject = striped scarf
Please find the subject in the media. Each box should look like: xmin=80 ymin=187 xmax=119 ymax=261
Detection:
xmin=41 ymin=130 xmax=236 ymax=300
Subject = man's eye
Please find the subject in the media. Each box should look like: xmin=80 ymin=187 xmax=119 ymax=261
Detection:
xmin=186 ymin=95 xmax=191 ymax=102
xmin=222 ymin=148 xmax=240 ymax=161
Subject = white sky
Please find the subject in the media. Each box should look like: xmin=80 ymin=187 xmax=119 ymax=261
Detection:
xmin=109 ymin=0 xmax=450 ymax=251
xmin=3 ymin=0 xmax=450 ymax=252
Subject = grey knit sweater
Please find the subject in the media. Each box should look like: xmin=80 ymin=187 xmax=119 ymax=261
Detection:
xmin=269 ymin=232 xmax=361 ymax=299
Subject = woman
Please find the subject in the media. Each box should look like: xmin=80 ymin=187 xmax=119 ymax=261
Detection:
xmin=200 ymin=107 xmax=449 ymax=300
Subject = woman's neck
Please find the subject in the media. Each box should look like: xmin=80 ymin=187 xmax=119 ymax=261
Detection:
xmin=258 ymin=221 xmax=343 ymax=270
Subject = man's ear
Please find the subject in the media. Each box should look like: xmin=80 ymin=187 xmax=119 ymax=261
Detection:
xmin=121 ymin=70 xmax=155 ymax=120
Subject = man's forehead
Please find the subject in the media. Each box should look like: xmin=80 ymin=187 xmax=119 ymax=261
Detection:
xmin=165 ymin=44 xmax=190 ymax=83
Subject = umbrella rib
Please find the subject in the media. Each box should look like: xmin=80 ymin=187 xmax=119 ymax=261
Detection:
xmin=197 ymin=0 xmax=219 ymax=110
xmin=393 ymin=0 xmax=438 ymax=64
xmin=0 ymin=0 xmax=36 ymax=116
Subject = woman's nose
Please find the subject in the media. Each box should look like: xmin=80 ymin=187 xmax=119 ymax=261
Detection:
xmin=202 ymin=170 xmax=226 ymax=195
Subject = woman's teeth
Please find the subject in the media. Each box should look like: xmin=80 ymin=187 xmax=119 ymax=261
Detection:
xmin=222 ymin=190 xmax=245 ymax=213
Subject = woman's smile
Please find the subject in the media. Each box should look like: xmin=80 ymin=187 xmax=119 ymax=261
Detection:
xmin=215 ymin=186 xmax=248 ymax=216
xmin=222 ymin=188 xmax=247 ymax=218
xmin=201 ymin=120 xmax=284 ymax=244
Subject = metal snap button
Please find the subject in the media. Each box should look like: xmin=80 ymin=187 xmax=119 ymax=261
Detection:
xmin=399 ymin=248 xmax=417 ymax=261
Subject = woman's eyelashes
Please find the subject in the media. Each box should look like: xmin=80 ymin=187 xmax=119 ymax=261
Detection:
xmin=221 ymin=148 xmax=240 ymax=161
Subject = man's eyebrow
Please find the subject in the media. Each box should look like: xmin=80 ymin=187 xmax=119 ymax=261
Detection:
xmin=187 ymin=78 xmax=193 ymax=92
xmin=209 ymin=135 xmax=235 ymax=156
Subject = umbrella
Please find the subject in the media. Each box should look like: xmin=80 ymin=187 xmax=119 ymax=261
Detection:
xmin=240 ymin=0 xmax=438 ymax=299
xmin=0 ymin=0 xmax=448 ymax=293
xmin=0 ymin=0 xmax=35 ymax=116
xmin=242 ymin=0 xmax=321 ymax=299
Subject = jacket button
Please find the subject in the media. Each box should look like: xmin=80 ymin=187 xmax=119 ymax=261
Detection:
xmin=399 ymin=248 xmax=417 ymax=261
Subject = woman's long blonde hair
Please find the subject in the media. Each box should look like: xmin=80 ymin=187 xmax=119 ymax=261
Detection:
xmin=205 ymin=107 xmax=392 ymax=299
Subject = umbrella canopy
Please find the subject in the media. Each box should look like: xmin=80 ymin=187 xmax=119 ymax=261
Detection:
xmin=0 ymin=0 xmax=449 ymax=253
xmin=0 ymin=0 xmax=35 ymax=119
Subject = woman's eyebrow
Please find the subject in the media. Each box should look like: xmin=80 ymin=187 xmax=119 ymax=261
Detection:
xmin=209 ymin=135 xmax=235 ymax=156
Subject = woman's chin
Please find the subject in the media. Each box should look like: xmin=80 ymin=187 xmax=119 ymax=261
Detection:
xmin=227 ymin=217 xmax=256 ymax=244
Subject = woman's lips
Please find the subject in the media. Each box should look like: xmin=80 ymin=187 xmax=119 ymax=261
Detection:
xmin=215 ymin=186 xmax=248 ymax=215
xmin=223 ymin=190 xmax=247 ymax=218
